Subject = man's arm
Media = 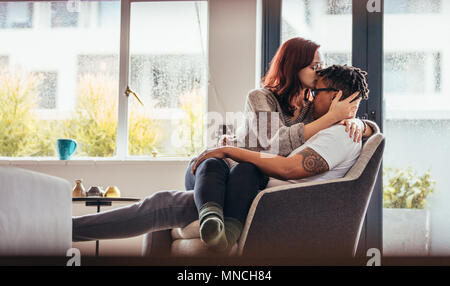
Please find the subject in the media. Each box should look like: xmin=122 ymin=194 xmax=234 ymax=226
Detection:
xmin=222 ymin=146 xmax=329 ymax=180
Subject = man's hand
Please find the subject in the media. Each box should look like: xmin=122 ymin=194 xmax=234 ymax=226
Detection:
xmin=191 ymin=147 xmax=228 ymax=174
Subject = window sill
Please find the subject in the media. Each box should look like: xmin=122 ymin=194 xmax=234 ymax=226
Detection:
xmin=0 ymin=157 xmax=193 ymax=166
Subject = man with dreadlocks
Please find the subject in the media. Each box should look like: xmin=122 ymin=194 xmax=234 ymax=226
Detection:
xmin=191 ymin=64 xmax=373 ymax=188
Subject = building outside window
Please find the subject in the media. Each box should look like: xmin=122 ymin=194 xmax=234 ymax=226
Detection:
xmin=0 ymin=0 xmax=207 ymax=158
xmin=0 ymin=55 xmax=8 ymax=68
xmin=51 ymin=1 xmax=78 ymax=28
xmin=0 ymin=2 xmax=33 ymax=28
xmin=33 ymin=71 xmax=58 ymax=109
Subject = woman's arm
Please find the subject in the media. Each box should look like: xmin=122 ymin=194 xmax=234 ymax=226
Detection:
xmin=302 ymin=112 xmax=338 ymax=141
xmin=245 ymin=89 xmax=361 ymax=156
xmin=191 ymin=146 xmax=329 ymax=181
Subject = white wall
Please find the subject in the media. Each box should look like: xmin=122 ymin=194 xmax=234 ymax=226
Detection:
xmin=1 ymin=0 xmax=259 ymax=257
xmin=207 ymin=0 xmax=257 ymax=117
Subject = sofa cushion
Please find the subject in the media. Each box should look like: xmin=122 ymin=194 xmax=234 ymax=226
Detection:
xmin=171 ymin=238 xmax=211 ymax=256
xmin=171 ymin=220 xmax=201 ymax=240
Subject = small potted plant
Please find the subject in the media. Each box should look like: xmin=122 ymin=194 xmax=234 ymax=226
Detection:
xmin=383 ymin=167 xmax=435 ymax=256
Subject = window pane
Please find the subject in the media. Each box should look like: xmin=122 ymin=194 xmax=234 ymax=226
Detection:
xmin=0 ymin=55 xmax=8 ymax=68
xmin=98 ymin=1 xmax=120 ymax=28
xmin=0 ymin=2 xmax=33 ymax=29
xmin=383 ymin=0 xmax=450 ymax=256
xmin=0 ymin=1 xmax=120 ymax=158
xmin=128 ymin=1 xmax=207 ymax=157
xmin=282 ymin=0 xmax=352 ymax=67
xmin=51 ymin=2 xmax=78 ymax=28
xmin=385 ymin=0 xmax=441 ymax=14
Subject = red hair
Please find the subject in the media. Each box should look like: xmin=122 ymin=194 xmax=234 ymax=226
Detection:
xmin=262 ymin=37 xmax=320 ymax=116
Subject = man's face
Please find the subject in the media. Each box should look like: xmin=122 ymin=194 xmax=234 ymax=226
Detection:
xmin=313 ymin=77 xmax=338 ymax=119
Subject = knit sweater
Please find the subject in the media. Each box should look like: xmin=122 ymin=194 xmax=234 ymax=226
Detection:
xmin=222 ymin=88 xmax=315 ymax=168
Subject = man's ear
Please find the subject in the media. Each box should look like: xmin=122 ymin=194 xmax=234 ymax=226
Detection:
xmin=331 ymin=92 xmax=338 ymax=101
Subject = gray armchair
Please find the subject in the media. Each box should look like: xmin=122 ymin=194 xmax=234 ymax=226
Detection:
xmin=142 ymin=132 xmax=385 ymax=259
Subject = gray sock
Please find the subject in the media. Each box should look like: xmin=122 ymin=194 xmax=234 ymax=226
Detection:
xmin=198 ymin=202 xmax=228 ymax=251
xmin=224 ymin=217 xmax=243 ymax=250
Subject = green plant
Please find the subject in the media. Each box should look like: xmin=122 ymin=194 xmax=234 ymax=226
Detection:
xmin=0 ymin=69 xmax=55 ymax=157
xmin=0 ymin=70 xmax=162 ymax=158
xmin=175 ymin=89 xmax=205 ymax=156
xmin=383 ymin=167 xmax=435 ymax=209
xmin=66 ymin=74 xmax=162 ymax=157
xmin=128 ymin=99 xmax=162 ymax=156
xmin=64 ymin=74 xmax=118 ymax=157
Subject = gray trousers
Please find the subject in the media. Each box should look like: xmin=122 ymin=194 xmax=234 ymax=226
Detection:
xmin=73 ymin=190 xmax=198 ymax=242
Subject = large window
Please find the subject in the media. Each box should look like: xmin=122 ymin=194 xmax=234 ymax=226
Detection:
xmin=0 ymin=0 xmax=207 ymax=159
xmin=282 ymin=0 xmax=352 ymax=67
xmin=0 ymin=1 xmax=120 ymax=158
xmin=383 ymin=0 xmax=450 ymax=256
xmin=128 ymin=1 xmax=207 ymax=157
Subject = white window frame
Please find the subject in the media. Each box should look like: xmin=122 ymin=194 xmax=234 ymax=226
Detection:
xmin=117 ymin=0 xmax=208 ymax=160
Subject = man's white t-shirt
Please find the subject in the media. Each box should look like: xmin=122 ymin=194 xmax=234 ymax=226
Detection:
xmin=266 ymin=124 xmax=362 ymax=188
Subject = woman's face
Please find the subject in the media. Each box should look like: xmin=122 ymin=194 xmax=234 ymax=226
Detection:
xmin=298 ymin=49 xmax=321 ymax=89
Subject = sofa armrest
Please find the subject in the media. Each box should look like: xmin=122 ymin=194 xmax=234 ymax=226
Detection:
xmin=142 ymin=230 xmax=173 ymax=257
xmin=237 ymin=177 xmax=371 ymax=258
xmin=238 ymin=132 xmax=384 ymax=259
xmin=0 ymin=167 xmax=72 ymax=256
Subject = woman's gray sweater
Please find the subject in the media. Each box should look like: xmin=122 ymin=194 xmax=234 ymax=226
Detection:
xmin=219 ymin=88 xmax=314 ymax=168
xmin=233 ymin=87 xmax=315 ymax=156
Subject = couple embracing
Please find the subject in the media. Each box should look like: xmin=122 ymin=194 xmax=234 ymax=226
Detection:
xmin=73 ymin=37 xmax=378 ymax=255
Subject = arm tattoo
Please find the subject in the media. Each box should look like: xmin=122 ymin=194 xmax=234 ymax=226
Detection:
xmin=299 ymin=147 xmax=329 ymax=174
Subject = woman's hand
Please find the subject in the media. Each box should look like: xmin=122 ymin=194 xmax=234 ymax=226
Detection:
xmin=328 ymin=91 xmax=361 ymax=122
xmin=217 ymin=134 xmax=236 ymax=147
xmin=338 ymin=118 xmax=364 ymax=143
xmin=191 ymin=147 xmax=228 ymax=174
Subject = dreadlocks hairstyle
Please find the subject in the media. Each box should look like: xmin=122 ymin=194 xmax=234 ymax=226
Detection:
xmin=316 ymin=65 xmax=369 ymax=101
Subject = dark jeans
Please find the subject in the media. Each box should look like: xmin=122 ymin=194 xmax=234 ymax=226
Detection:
xmin=73 ymin=159 xmax=268 ymax=242
xmin=185 ymin=158 xmax=268 ymax=224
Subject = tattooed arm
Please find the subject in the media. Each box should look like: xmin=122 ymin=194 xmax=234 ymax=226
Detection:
xmin=191 ymin=146 xmax=329 ymax=181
